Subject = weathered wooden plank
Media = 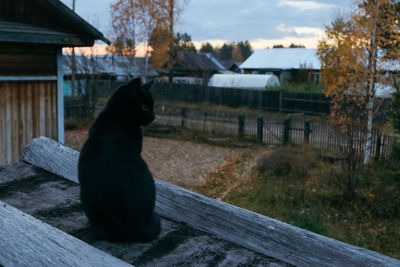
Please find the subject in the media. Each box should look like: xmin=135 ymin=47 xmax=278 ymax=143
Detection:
xmin=32 ymin=82 xmax=40 ymax=139
xmin=0 ymin=200 xmax=131 ymax=267
xmin=22 ymin=137 xmax=400 ymax=267
xmin=0 ymin=83 xmax=5 ymax=163
xmin=39 ymin=82 xmax=46 ymax=137
xmin=11 ymin=82 xmax=19 ymax=163
xmin=25 ymin=82 xmax=33 ymax=145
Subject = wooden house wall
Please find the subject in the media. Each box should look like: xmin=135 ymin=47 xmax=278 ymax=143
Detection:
xmin=0 ymin=81 xmax=58 ymax=164
xmin=0 ymin=43 xmax=57 ymax=76
xmin=0 ymin=0 xmax=47 ymax=25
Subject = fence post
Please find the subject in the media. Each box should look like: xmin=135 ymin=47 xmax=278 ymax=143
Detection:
xmin=304 ymin=119 xmax=311 ymax=144
xmin=238 ymin=113 xmax=245 ymax=138
xmin=375 ymin=133 xmax=382 ymax=162
xmin=283 ymin=117 xmax=291 ymax=145
xmin=181 ymin=107 xmax=187 ymax=128
xmin=257 ymin=114 xmax=264 ymax=145
xmin=279 ymin=90 xmax=283 ymax=113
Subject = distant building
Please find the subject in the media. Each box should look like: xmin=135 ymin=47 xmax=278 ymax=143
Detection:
xmin=240 ymin=48 xmax=321 ymax=83
xmin=208 ymin=74 xmax=280 ymax=90
xmin=0 ymin=0 xmax=108 ymax=163
xmin=220 ymin=60 xmax=242 ymax=73
xmin=63 ymin=55 xmax=158 ymax=96
xmin=158 ymin=51 xmax=228 ymax=85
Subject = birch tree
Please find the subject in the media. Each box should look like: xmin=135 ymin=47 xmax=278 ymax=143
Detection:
xmin=317 ymin=0 xmax=400 ymax=164
xmin=110 ymin=0 xmax=188 ymax=82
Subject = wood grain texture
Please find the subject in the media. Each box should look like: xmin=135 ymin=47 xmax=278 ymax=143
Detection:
xmin=22 ymin=137 xmax=400 ymax=267
xmin=0 ymin=201 xmax=131 ymax=267
xmin=0 ymin=81 xmax=57 ymax=164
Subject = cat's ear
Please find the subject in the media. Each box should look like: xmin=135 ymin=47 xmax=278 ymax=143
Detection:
xmin=127 ymin=78 xmax=141 ymax=89
xmin=141 ymin=80 xmax=154 ymax=91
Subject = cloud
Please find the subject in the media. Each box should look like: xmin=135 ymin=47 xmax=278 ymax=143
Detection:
xmin=278 ymin=0 xmax=338 ymax=10
xmin=277 ymin=24 xmax=325 ymax=38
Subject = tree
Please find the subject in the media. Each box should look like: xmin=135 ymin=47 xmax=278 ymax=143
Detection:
xmin=317 ymin=0 xmax=400 ymax=164
xmin=64 ymin=49 xmax=105 ymax=119
xmin=272 ymin=44 xmax=284 ymax=48
xmin=110 ymin=0 xmax=188 ymax=82
xmin=289 ymin=43 xmax=305 ymax=48
xmin=231 ymin=45 xmax=243 ymax=62
xmin=149 ymin=20 xmax=171 ymax=68
xmin=109 ymin=0 xmax=140 ymax=82
xmin=390 ymin=77 xmax=400 ymax=132
xmin=389 ymin=78 xmax=400 ymax=169
xmin=219 ymin=43 xmax=234 ymax=61
xmin=200 ymin=42 xmax=214 ymax=54
xmin=237 ymin=41 xmax=253 ymax=60
xmin=174 ymin=33 xmax=196 ymax=52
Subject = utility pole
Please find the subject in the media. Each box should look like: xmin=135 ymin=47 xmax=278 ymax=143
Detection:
xmin=168 ymin=0 xmax=174 ymax=84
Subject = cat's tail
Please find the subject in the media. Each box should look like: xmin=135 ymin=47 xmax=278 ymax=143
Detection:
xmin=136 ymin=212 xmax=161 ymax=243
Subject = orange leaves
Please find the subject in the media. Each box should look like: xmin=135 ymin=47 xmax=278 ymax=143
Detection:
xmin=317 ymin=0 xmax=400 ymax=127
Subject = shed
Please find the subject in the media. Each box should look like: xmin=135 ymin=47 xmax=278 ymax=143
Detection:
xmin=208 ymin=74 xmax=280 ymax=90
xmin=0 ymin=0 xmax=109 ymax=164
xmin=159 ymin=51 xmax=226 ymax=85
xmin=240 ymin=48 xmax=321 ymax=83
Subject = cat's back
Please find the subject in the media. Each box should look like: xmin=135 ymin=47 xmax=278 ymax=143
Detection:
xmin=78 ymin=118 xmax=141 ymax=178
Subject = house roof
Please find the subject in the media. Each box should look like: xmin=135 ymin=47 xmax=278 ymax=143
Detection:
xmin=0 ymin=0 xmax=109 ymax=46
xmin=240 ymin=48 xmax=321 ymax=70
xmin=63 ymin=55 xmax=158 ymax=77
xmin=175 ymin=51 xmax=225 ymax=72
xmin=220 ymin=60 xmax=242 ymax=70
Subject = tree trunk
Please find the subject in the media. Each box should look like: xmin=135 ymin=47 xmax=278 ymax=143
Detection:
xmin=168 ymin=0 xmax=174 ymax=84
xmin=363 ymin=0 xmax=380 ymax=165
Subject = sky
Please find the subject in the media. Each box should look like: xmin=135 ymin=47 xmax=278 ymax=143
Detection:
xmin=60 ymin=0 xmax=354 ymax=54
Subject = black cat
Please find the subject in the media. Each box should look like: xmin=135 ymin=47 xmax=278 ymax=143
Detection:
xmin=77 ymin=78 xmax=160 ymax=243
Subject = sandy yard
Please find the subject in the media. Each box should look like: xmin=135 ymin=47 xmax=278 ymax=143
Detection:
xmin=65 ymin=130 xmax=240 ymax=187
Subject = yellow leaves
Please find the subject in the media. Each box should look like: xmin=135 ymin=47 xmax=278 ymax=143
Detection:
xmin=317 ymin=0 xmax=400 ymax=126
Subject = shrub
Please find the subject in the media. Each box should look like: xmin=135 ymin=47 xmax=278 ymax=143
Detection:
xmin=257 ymin=145 xmax=318 ymax=180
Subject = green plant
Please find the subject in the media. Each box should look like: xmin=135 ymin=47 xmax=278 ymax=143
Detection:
xmin=266 ymin=82 xmax=326 ymax=94
xmin=257 ymin=145 xmax=318 ymax=180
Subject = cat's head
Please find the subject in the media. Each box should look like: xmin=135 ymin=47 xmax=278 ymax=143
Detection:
xmin=106 ymin=78 xmax=155 ymax=126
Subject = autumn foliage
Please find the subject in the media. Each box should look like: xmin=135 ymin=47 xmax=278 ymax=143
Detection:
xmin=317 ymin=0 xmax=400 ymax=162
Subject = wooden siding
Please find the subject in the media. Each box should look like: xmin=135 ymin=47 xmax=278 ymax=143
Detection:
xmin=0 ymin=81 xmax=57 ymax=164
xmin=0 ymin=43 xmax=57 ymax=76
xmin=0 ymin=0 xmax=50 ymax=26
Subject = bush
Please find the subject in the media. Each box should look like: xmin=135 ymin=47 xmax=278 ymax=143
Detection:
xmin=266 ymin=82 xmax=326 ymax=94
xmin=257 ymin=145 xmax=318 ymax=179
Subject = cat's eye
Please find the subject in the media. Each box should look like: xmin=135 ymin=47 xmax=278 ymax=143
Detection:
xmin=142 ymin=105 xmax=149 ymax=111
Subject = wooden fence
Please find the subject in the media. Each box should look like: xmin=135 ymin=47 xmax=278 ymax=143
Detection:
xmin=150 ymin=83 xmax=331 ymax=115
xmin=154 ymin=105 xmax=399 ymax=160
xmin=64 ymin=97 xmax=89 ymax=119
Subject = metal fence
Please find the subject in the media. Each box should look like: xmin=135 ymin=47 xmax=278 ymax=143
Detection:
xmin=154 ymin=105 xmax=398 ymax=159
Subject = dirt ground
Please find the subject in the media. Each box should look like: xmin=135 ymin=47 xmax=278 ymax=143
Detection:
xmin=65 ymin=130 xmax=240 ymax=187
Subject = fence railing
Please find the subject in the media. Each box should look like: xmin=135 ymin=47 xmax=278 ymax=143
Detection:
xmin=64 ymin=98 xmax=89 ymax=119
xmin=150 ymin=83 xmax=331 ymax=115
xmin=154 ymin=105 xmax=398 ymax=160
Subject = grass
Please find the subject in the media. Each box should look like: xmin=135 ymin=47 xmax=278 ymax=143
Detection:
xmin=65 ymin=110 xmax=400 ymax=259
xmin=64 ymin=117 xmax=94 ymax=131
xmin=266 ymin=82 xmax=326 ymax=94
xmin=155 ymin=100 xmax=327 ymax=121
xmin=192 ymin=144 xmax=400 ymax=259
xmin=143 ymin=123 xmax=258 ymax=148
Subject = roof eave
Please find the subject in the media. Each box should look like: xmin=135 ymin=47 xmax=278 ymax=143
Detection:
xmin=46 ymin=0 xmax=110 ymax=45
